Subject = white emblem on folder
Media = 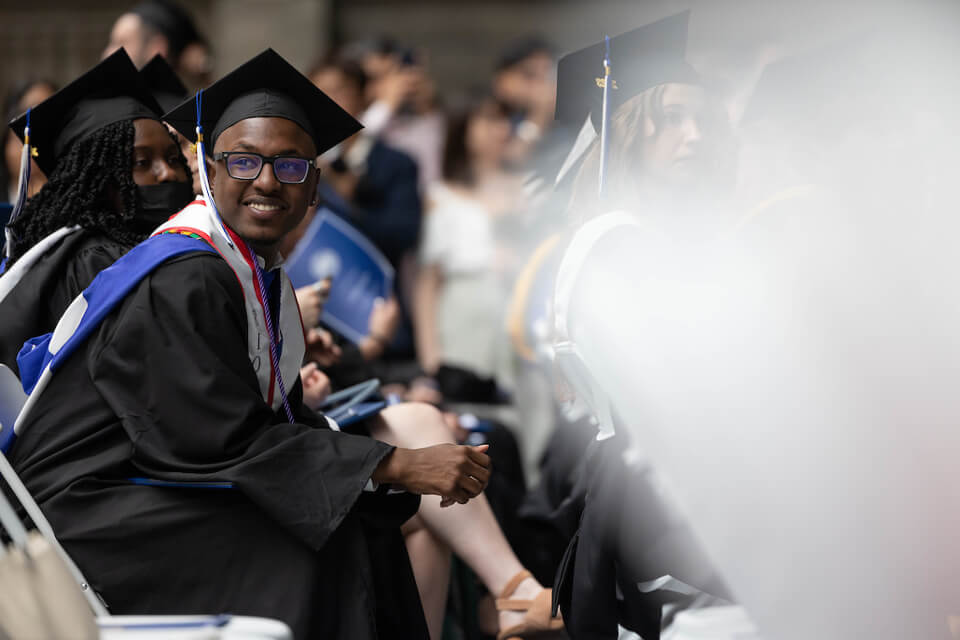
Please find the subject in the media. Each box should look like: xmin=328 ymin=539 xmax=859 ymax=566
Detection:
xmin=309 ymin=250 xmax=341 ymax=281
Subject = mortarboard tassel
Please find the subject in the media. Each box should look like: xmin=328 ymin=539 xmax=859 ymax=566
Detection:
xmin=598 ymin=35 xmax=612 ymax=200
xmin=5 ymin=108 xmax=34 ymax=258
xmin=193 ymin=90 xmax=295 ymax=424
xmin=193 ymin=90 xmax=234 ymax=249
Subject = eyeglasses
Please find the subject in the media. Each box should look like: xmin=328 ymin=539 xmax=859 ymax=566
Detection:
xmin=213 ymin=151 xmax=316 ymax=184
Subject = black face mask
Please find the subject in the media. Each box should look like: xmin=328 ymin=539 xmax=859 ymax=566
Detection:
xmin=133 ymin=181 xmax=194 ymax=235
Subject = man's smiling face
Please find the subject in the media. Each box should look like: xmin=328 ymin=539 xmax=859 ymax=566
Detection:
xmin=211 ymin=116 xmax=318 ymax=257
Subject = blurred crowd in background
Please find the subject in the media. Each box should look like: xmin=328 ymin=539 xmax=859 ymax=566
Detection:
xmin=2 ymin=1 xmax=959 ymax=638
xmin=4 ymin=0 xmax=630 ymax=475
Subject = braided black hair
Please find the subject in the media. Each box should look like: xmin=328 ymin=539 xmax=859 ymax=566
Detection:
xmin=6 ymin=120 xmax=186 ymax=265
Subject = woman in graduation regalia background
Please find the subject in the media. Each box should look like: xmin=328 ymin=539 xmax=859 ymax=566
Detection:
xmin=550 ymin=7 xmax=960 ymax=639
xmin=545 ymin=12 xmax=739 ymax=639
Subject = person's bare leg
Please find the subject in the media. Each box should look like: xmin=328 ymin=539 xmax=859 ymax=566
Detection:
xmin=373 ymin=403 xmax=546 ymax=631
xmin=402 ymin=514 xmax=451 ymax=640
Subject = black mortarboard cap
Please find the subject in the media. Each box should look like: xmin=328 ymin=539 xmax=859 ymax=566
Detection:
xmin=740 ymin=38 xmax=875 ymax=133
xmin=555 ymin=11 xmax=699 ymax=128
xmin=164 ymin=48 xmax=362 ymax=156
xmin=139 ymin=54 xmax=189 ymax=113
xmin=7 ymin=49 xmax=163 ymax=176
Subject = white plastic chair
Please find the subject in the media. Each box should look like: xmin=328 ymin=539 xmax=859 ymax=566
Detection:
xmin=98 ymin=615 xmax=293 ymax=639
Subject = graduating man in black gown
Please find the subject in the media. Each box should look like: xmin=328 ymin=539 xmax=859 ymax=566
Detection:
xmin=9 ymin=49 xmax=491 ymax=639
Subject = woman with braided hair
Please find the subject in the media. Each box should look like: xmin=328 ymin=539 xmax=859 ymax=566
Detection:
xmin=7 ymin=120 xmax=161 ymax=264
xmin=0 ymin=50 xmax=192 ymax=376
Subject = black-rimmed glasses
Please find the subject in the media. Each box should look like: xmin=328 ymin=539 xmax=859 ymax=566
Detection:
xmin=213 ymin=151 xmax=316 ymax=184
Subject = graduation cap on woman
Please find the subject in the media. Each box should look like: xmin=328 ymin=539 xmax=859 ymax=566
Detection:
xmin=553 ymin=11 xmax=700 ymax=194
xmin=139 ymin=54 xmax=189 ymax=113
xmin=5 ymin=49 xmax=164 ymax=256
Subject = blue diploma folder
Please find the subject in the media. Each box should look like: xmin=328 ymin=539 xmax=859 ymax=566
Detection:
xmin=328 ymin=400 xmax=388 ymax=428
xmin=320 ymin=379 xmax=384 ymax=428
xmin=285 ymin=210 xmax=394 ymax=345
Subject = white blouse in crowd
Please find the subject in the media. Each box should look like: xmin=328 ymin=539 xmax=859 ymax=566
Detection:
xmin=419 ymin=182 xmax=495 ymax=274
xmin=419 ymin=182 xmax=509 ymax=380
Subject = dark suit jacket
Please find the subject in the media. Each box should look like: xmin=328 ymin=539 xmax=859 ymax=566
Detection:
xmin=319 ymin=140 xmax=422 ymax=270
xmin=318 ymin=140 xmax=422 ymax=361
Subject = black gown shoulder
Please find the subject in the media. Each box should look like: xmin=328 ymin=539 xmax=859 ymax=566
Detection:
xmin=0 ymin=229 xmax=130 ymax=374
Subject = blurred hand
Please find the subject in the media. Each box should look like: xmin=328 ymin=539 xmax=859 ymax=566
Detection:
xmin=373 ymin=444 xmax=491 ymax=506
xmin=368 ymin=296 xmax=400 ymax=343
xmin=305 ymin=327 xmax=342 ymax=368
xmin=360 ymin=297 xmax=401 ymax=361
xmin=300 ymin=362 xmax=332 ymax=410
xmin=295 ymin=278 xmax=332 ymax=328
xmin=408 ymin=72 xmax=437 ymax=115
xmin=375 ymin=67 xmax=420 ymax=111
xmin=406 ymin=377 xmax=443 ymax=405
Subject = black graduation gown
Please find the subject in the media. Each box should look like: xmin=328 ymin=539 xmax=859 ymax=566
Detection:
xmin=0 ymin=229 xmax=128 ymax=374
xmin=9 ymin=250 xmax=428 ymax=639
xmin=551 ymin=431 xmax=733 ymax=640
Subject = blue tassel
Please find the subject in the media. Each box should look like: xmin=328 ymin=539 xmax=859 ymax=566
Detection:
xmin=5 ymin=108 xmax=33 ymax=257
xmin=193 ymin=90 xmax=234 ymax=249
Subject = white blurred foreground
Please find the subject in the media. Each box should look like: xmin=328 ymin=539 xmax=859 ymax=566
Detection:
xmin=560 ymin=2 xmax=960 ymax=638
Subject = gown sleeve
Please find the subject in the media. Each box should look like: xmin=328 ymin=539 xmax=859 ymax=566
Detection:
xmin=88 ymin=251 xmax=395 ymax=550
